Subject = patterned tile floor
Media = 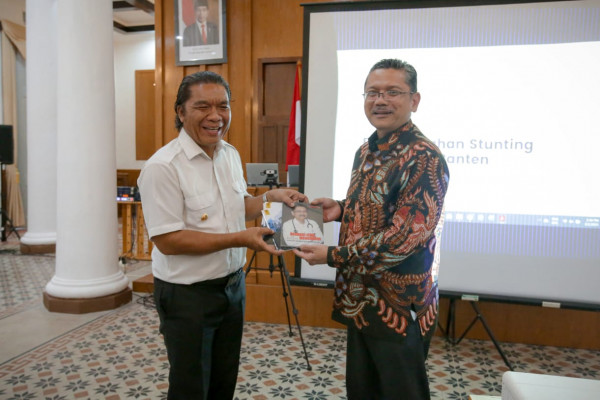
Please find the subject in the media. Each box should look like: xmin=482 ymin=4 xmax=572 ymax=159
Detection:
xmin=1 ymin=238 xmax=599 ymax=400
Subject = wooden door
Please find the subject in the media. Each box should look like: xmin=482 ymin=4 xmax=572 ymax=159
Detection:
xmin=255 ymin=58 xmax=299 ymax=185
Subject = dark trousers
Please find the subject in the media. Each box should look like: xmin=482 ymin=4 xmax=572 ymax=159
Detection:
xmin=345 ymin=319 xmax=431 ymax=400
xmin=154 ymin=269 xmax=245 ymax=400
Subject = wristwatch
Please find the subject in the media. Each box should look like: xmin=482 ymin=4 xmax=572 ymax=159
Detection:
xmin=262 ymin=192 xmax=269 ymax=202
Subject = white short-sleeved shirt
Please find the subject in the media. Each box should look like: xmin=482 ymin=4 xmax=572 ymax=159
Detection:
xmin=137 ymin=129 xmax=250 ymax=284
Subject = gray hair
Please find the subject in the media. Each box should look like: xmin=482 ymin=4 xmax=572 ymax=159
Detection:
xmin=365 ymin=59 xmax=418 ymax=93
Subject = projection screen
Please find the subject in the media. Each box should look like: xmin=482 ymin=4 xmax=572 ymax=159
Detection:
xmin=295 ymin=0 xmax=600 ymax=308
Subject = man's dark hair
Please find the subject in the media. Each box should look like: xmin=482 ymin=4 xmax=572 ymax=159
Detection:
xmin=366 ymin=58 xmax=418 ymax=93
xmin=174 ymin=71 xmax=231 ymax=131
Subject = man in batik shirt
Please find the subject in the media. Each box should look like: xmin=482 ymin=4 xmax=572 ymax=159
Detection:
xmin=294 ymin=59 xmax=449 ymax=400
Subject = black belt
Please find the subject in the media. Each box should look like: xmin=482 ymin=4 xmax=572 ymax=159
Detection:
xmin=193 ymin=268 xmax=243 ymax=286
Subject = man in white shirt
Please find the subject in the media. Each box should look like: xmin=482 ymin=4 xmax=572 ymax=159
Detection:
xmin=138 ymin=71 xmax=306 ymax=399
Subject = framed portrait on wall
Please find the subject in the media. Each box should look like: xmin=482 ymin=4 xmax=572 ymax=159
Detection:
xmin=174 ymin=0 xmax=227 ymax=66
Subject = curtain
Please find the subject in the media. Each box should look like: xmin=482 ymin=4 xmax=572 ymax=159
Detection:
xmin=1 ymin=19 xmax=26 ymax=227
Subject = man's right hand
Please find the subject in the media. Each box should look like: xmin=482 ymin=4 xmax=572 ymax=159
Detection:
xmin=244 ymin=227 xmax=284 ymax=255
xmin=310 ymin=198 xmax=341 ymax=223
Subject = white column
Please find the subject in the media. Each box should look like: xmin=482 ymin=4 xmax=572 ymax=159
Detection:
xmin=44 ymin=0 xmax=130 ymax=305
xmin=20 ymin=0 xmax=58 ymax=252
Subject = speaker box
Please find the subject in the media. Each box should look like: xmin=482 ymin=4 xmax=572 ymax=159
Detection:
xmin=0 ymin=125 xmax=14 ymax=165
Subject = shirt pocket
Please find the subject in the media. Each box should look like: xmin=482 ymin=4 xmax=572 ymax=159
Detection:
xmin=183 ymin=193 xmax=219 ymax=231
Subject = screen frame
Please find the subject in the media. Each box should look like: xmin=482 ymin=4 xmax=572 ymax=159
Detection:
xmin=292 ymin=0 xmax=600 ymax=311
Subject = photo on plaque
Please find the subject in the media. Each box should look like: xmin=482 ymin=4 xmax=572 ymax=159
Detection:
xmin=174 ymin=0 xmax=227 ymax=66
xmin=276 ymin=202 xmax=324 ymax=249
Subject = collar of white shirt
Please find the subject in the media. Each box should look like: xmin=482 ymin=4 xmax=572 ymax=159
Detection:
xmin=179 ymin=128 xmax=223 ymax=160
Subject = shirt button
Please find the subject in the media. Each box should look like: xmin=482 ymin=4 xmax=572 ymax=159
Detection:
xmin=201 ymin=213 xmax=208 ymax=221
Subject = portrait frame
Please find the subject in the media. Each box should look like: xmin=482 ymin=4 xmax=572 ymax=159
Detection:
xmin=174 ymin=0 xmax=227 ymax=66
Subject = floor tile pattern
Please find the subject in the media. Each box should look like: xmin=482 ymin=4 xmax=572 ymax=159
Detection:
xmin=1 ymin=242 xmax=599 ymax=399
xmin=0 ymin=247 xmax=54 ymax=320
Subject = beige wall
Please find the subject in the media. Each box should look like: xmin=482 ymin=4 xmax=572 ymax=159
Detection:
xmin=113 ymin=31 xmax=155 ymax=170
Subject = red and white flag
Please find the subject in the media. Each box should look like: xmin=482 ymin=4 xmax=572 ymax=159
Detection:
xmin=285 ymin=63 xmax=301 ymax=170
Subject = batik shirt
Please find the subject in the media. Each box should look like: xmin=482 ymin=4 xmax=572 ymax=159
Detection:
xmin=327 ymin=120 xmax=449 ymax=341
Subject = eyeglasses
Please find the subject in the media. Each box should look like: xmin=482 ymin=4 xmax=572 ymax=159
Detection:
xmin=362 ymin=90 xmax=414 ymax=100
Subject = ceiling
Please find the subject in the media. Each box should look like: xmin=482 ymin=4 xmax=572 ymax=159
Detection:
xmin=113 ymin=0 xmax=155 ymax=34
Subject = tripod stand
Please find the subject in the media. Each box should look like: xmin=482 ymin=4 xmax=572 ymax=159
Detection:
xmin=438 ymin=295 xmax=514 ymax=371
xmin=245 ymin=249 xmax=312 ymax=371
xmin=0 ymin=163 xmax=21 ymax=242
